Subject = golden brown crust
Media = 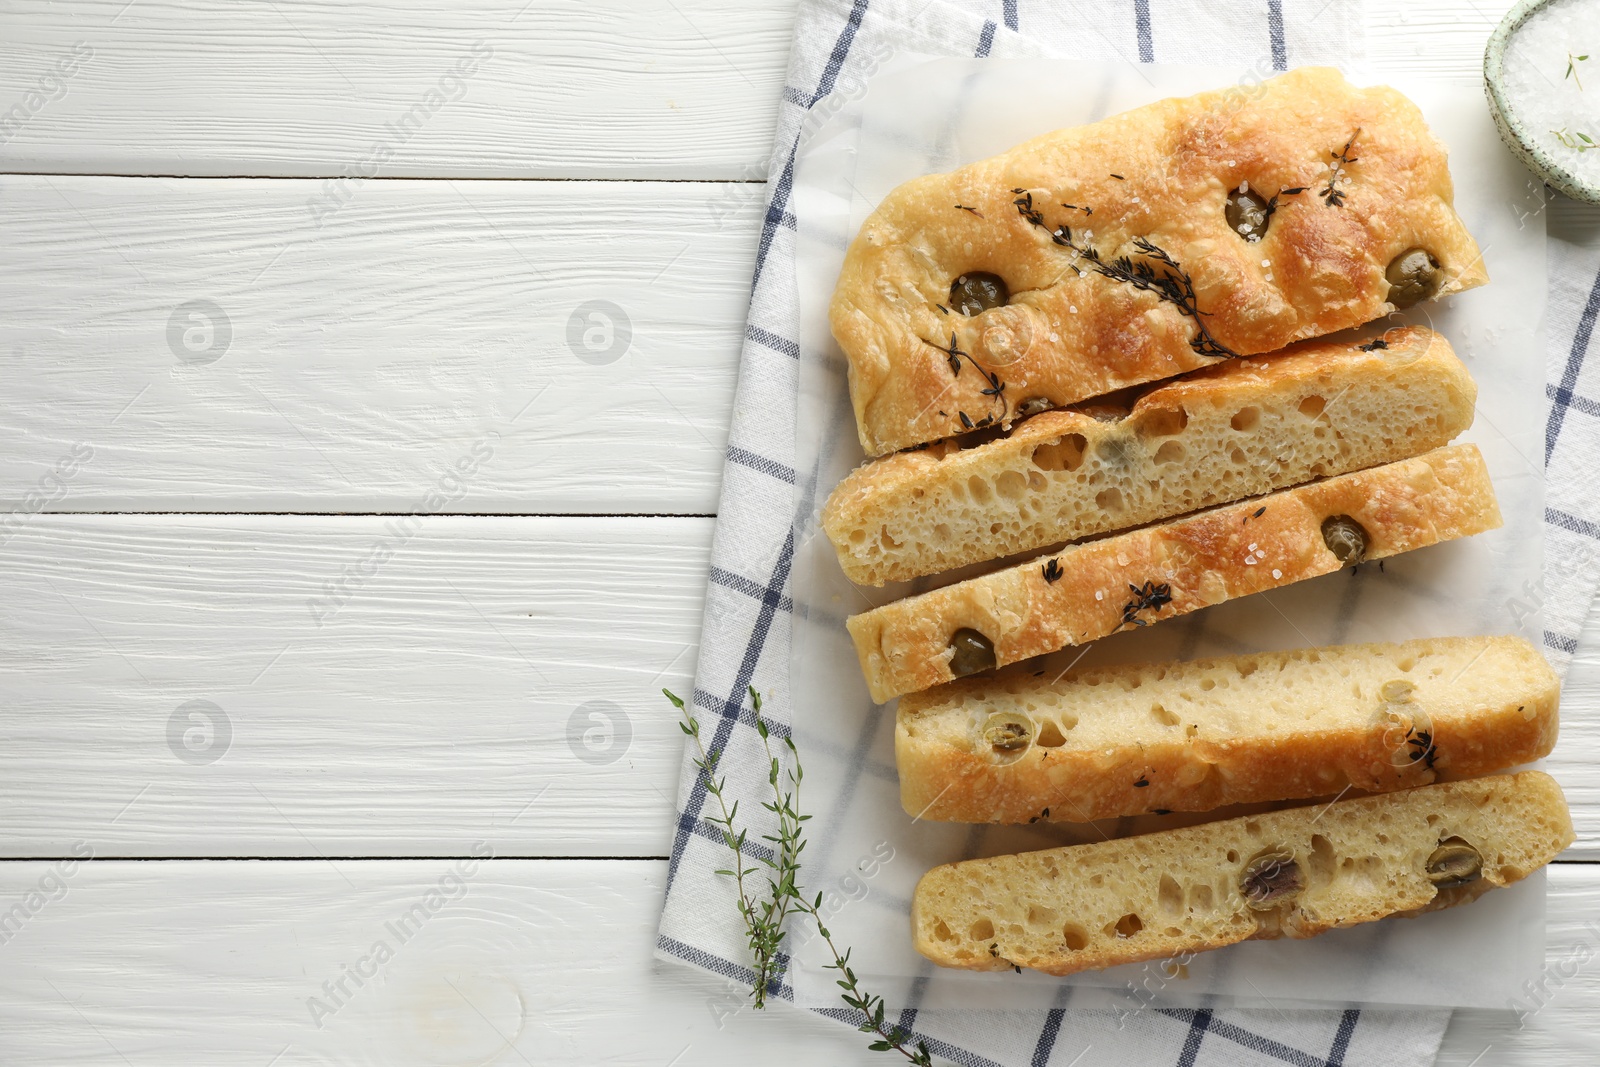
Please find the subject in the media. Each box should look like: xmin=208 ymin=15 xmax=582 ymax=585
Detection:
xmin=846 ymin=444 xmax=1502 ymax=703
xmin=911 ymin=772 xmax=1573 ymax=976
xmin=832 ymin=68 xmax=1488 ymax=456
xmin=823 ymin=326 xmax=1476 ymax=585
xmin=896 ymin=636 xmax=1559 ymax=823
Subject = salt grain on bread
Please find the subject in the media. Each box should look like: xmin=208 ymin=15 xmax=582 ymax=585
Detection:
xmin=847 ymin=444 xmax=1501 ymax=703
xmin=911 ymin=771 xmax=1573 ymax=976
xmin=824 ymin=326 xmax=1475 ymax=586
xmin=831 ymin=67 xmax=1487 ymax=456
xmin=897 ymin=636 xmax=1557 ymax=823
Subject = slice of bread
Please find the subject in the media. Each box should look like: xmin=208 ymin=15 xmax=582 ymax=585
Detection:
xmin=847 ymin=444 xmax=1501 ymax=702
xmin=824 ymin=327 xmax=1475 ymax=587
xmin=912 ymin=771 xmax=1572 ymax=976
xmin=898 ymin=636 xmax=1558 ymax=824
xmin=832 ymin=67 xmax=1487 ymax=455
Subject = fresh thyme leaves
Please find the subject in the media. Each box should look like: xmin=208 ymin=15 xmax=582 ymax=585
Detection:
xmin=668 ymin=688 xmax=779 ymax=1007
xmin=935 ymin=303 xmax=950 ymax=314
xmin=1254 ymin=507 xmax=1267 ymax=518
xmin=943 ymin=332 xmax=964 ymax=375
xmin=1110 ymin=173 xmax=1126 ymax=180
xmin=1042 ymin=559 xmax=1064 ymax=584
xmin=1061 ymin=202 xmax=1093 ymax=215
xmin=1027 ymin=806 xmax=1052 ymax=824
xmin=1258 ymin=186 xmax=1306 ymax=230
xmin=1358 ymin=338 xmax=1389 ymax=352
xmin=1320 ymin=130 xmax=1360 ymax=207
xmin=1406 ymin=728 xmax=1438 ymax=771
xmin=669 ymin=688 xmax=934 ymax=1066
xmin=1553 ymin=127 xmax=1600 ymax=152
xmin=1091 ymin=238 xmax=1240 ymax=357
xmin=954 ymin=204 xmax=985 ymax=218
xmin=1134 ymin=775 xmax=1150 ymax=788
xmin=1010 ymin=191 xmax=1239 ymax=359
xmin=1569 ymin=52 xmax=1590 ymax=90
xmin=925 ymin=331 xmax=1008 ymax=424
xmin=1120 ymin=580 xmax=1174 ymax=628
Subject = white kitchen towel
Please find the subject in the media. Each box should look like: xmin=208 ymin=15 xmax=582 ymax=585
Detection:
xmin=657 ymin=1 xmax=1592 ymax=1064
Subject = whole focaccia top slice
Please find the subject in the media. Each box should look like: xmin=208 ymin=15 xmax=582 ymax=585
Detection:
xmin=831 ymin=67 xmax=1487 ymax=456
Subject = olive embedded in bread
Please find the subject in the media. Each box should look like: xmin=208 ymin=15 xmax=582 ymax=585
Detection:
xmin=1385 ymin=248 xmax=1442 ymax=308
xmin=948 ymin=628 xmax=997 ymax=678
xmin=1321 ymin=514 xmax=1370 ymax=565
xmin=949 ymin=273 xmax=1009 ymax=316
xmin=1225 ymin=187 xmax=1271 ymax=241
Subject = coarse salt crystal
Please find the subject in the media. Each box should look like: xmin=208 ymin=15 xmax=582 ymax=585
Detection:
xmin=1095 ymin=590 xmax=1104 ymax=601
xmin=1272 ymin=568 xmax=1282 ymax=579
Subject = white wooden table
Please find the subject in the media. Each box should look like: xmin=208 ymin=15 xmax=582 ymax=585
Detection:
xmin=0 ymin=2 xmax=1596 ymax=1063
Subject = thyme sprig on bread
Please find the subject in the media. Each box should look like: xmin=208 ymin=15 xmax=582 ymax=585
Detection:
xmin=1010 ymin=189 xmax=1239 ymax=358
xmin=668 ymin=688 xmax=934 ymax=1065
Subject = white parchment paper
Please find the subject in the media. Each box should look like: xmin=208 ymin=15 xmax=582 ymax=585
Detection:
xmin=785 ymin=58 xmax=1548 ymax=1012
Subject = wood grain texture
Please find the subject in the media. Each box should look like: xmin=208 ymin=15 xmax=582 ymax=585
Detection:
xmin=0 ymin=859 xmax=888 ymax=1066
xmin=1 ymin=857 xmax=1597 ymax=1065
xmin=0 ymin=174 xmax=760 ymax=515
xmin=2 ymin=512 xmax=1598 ymax=859
xmin=0 ymin=516 xmax=710 ymax=857
xmin=0 ymin=0 xmax=796 ymax=178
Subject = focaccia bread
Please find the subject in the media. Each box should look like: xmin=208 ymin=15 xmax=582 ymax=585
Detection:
xmin=912 ymin=771 xmax=1572 ymax=976
xmin=847 ymin=444 xmax=1500 ymax=702
xmin=824 ymin=326 xmax=1474 ymax=586
xmin=832 ymin=67 xmax=1487 ymax=456
xmin=897 ymin=636 xmax=1557 ymax=824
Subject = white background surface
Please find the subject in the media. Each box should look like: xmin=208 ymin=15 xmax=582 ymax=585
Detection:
xmin=0 ymin=1 xmax=1596 ymax=1063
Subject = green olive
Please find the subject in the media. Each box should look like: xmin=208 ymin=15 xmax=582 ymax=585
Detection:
xmin=1225 ymin=187 xmax=1271 ymax=242
xmin=1385 ymin=248 xmax=1442 ymax=309
xmin=949 ymin=272 xmax=1010 ymax=316
xmin=982 ymin=712 xmax=1032 ymax=753
xmin=1426 ymin=837 xmax=1482 ymax=890
xmin=948 ymin=628 xmax=997 ymax=678
xmin=1321 ymin=515 xmax=1370 ymax=565
xmin=1241 ymin=848 xmax=1303 ymax=909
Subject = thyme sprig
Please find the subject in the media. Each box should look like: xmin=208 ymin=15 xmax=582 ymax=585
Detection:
xmin=669 ymin=688 xmax=781 ymax=1006
xmin=1553 ymin=127 xmax=1600 ymax=153
xmin=926 ymin=331 xmax=1006 ymax=428
xmin=668 ymin=688 xmax=934 ymax=1065
xmin=1011 ymin=190 xmax=1239 ymax=359
xmin=1320 ymin=129 xmax=1360 ymax=207
xmin=1120 ymin=580 xmax=1174 ymax=628
xmin=1568 ymin=52 xmax=1589 ymax=90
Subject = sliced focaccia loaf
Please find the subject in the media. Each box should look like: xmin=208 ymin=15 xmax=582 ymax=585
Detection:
xmin=912 ymin=771 xmax=1572 ymax=976
xmin=824 ymin=326 xmax=1474 ymax=587
xmin=846 ymin=444 xmax=1500 ymax=703
xmin=832 ymin=67 xmax=1487 ymax=456
xmin=897 ymin=636 xmax=1557 ymax=824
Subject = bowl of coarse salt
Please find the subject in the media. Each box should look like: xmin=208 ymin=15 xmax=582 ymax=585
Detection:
xmin=1487 ymin=0 xmax=1600 ymax=202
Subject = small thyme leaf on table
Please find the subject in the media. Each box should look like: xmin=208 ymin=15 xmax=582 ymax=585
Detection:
xmin=1569 ymin=52 xmax=1589 ymax=90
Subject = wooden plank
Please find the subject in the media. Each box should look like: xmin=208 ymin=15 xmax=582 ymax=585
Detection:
xmin=0 ymin=515 xmax=711 ymax=857
xmin=0 ymin=859 xmax=887 ymax=1066
xmin=0 ymin=856 xmax=1596 ymax=1065
xmin=0 ymin=174 xmax=761 ymax=515
xmin=0 ymin=0 xmax=795 ymax=179
xmin=0 ymin=1 xmax=1507 ymax=179
xmin=2 ymin=512 xmax=1598 ymax=858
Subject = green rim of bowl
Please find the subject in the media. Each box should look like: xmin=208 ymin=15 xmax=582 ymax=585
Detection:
xmin=1485 ymin=0 xmax=1600 ymax=203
